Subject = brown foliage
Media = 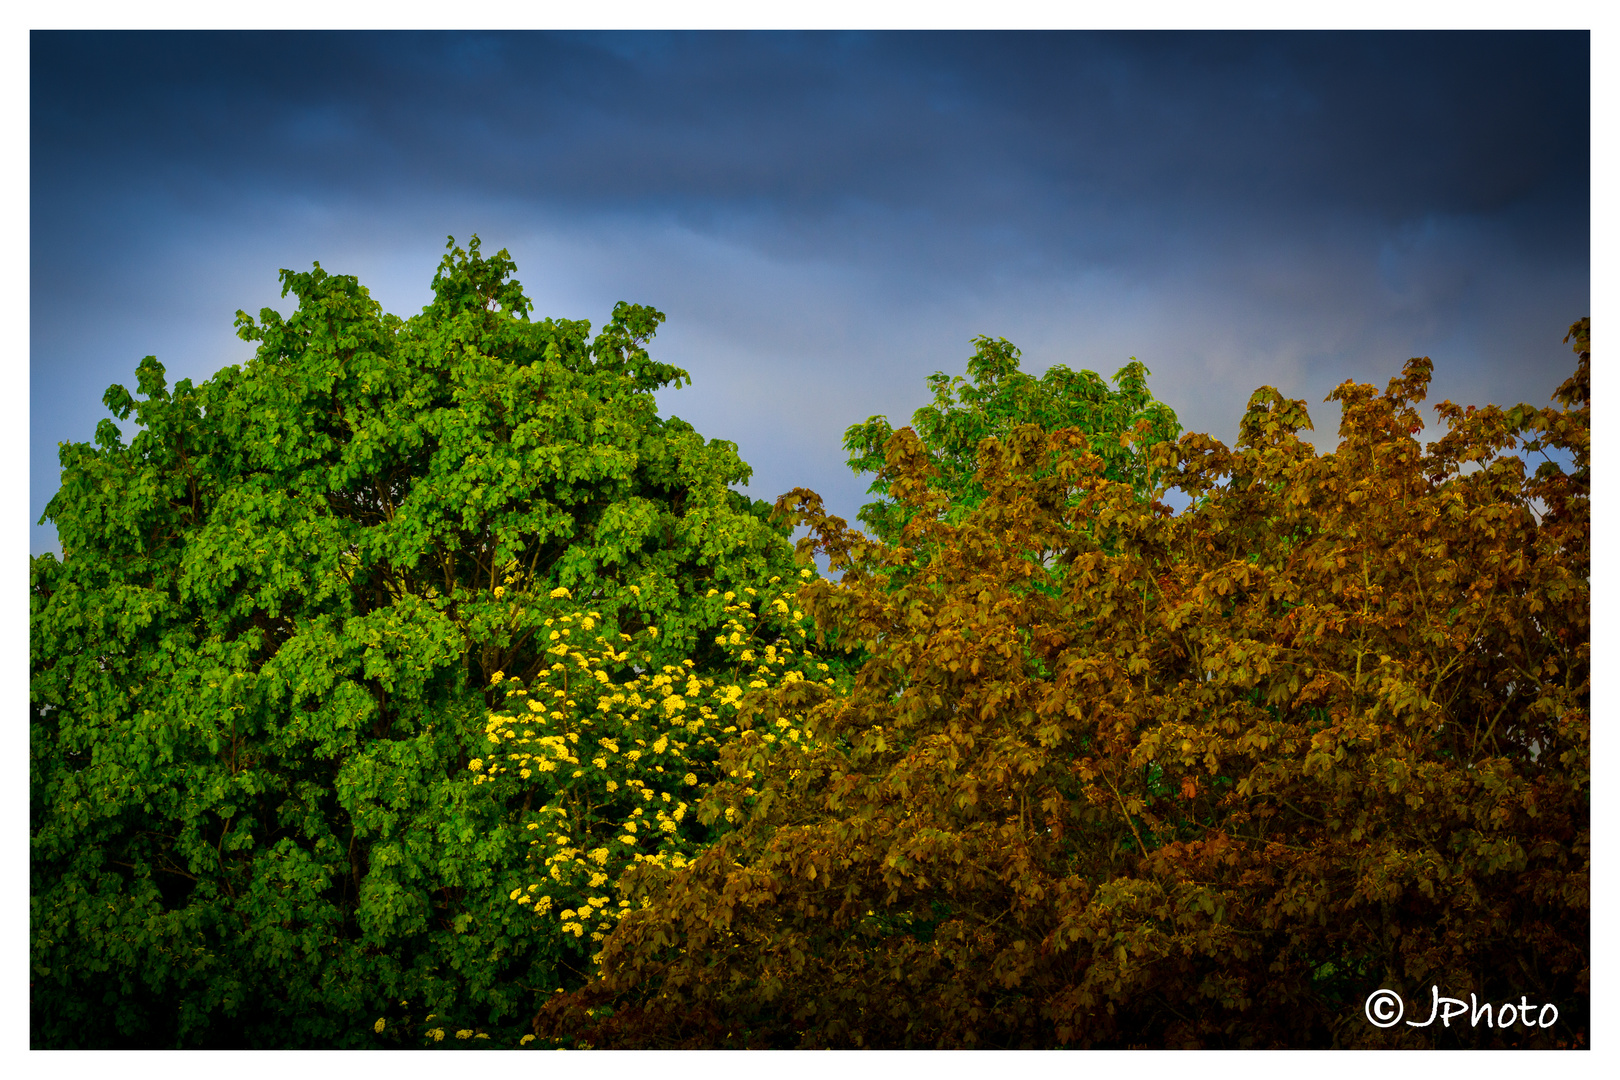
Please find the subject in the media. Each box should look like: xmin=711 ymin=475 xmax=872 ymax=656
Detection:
xmin=535 ymin=321 xmax=1589 ymax=1049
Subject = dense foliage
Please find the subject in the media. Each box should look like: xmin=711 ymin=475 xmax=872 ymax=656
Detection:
xmin=536 ymin=321 xmax=1589 ymax=1049
xmin=30 ymin=236 xmax=1586 ymax=1049
xmin=842 ymin=335 xmax=1181 ymax=547
xmin=30 ymin=239 xmax=799 ymax=1047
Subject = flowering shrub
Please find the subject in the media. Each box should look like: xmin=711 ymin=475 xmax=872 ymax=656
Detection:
xmin=481 ymin=574 xmax=832 ymax=952
xmin=368 ymin=570 xmax=838 ymax=1046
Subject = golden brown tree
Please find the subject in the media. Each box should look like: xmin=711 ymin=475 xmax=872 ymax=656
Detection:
xmin=535 ymin=321 xmax=1589 ymax=1049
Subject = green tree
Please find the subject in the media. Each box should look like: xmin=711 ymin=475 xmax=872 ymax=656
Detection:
xmin=30 ymin=237 xmax=799 ymax=1047
xmin=841 ymin=335 xmax=1181 ymax=547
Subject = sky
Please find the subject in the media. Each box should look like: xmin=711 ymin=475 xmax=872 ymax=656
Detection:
xmin=28 ymin=28 xmax=1590 ymax=557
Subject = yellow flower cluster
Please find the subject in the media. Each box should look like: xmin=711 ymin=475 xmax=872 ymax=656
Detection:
xmin=472 ymin=573 xmax=833 ymax=971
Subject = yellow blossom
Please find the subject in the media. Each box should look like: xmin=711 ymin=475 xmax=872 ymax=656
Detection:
xmin=373 ymin=1018 xmax=386 ymax=1034
xmin=550 ymin=587 xmax=571 ymax=599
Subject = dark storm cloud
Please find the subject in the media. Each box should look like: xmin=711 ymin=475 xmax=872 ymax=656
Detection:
xmin=30 ymin=31 xmax=1589 ymax=554
xmin=34 ymin=32 xmax=1584 ymax=240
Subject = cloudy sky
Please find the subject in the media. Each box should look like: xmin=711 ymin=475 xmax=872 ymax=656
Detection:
xmin=28 ymin=29 xmax=1590 ymax=557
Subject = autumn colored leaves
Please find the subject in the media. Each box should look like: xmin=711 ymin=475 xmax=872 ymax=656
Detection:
xmin=537 ymin=321 xmax=1588 ymax=1049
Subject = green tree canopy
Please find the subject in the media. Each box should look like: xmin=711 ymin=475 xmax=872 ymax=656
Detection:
xmin=30 ymin=237 xmax=798 ymax=1047
xmin=841 ymin=335 xmax=1181 ymax=547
